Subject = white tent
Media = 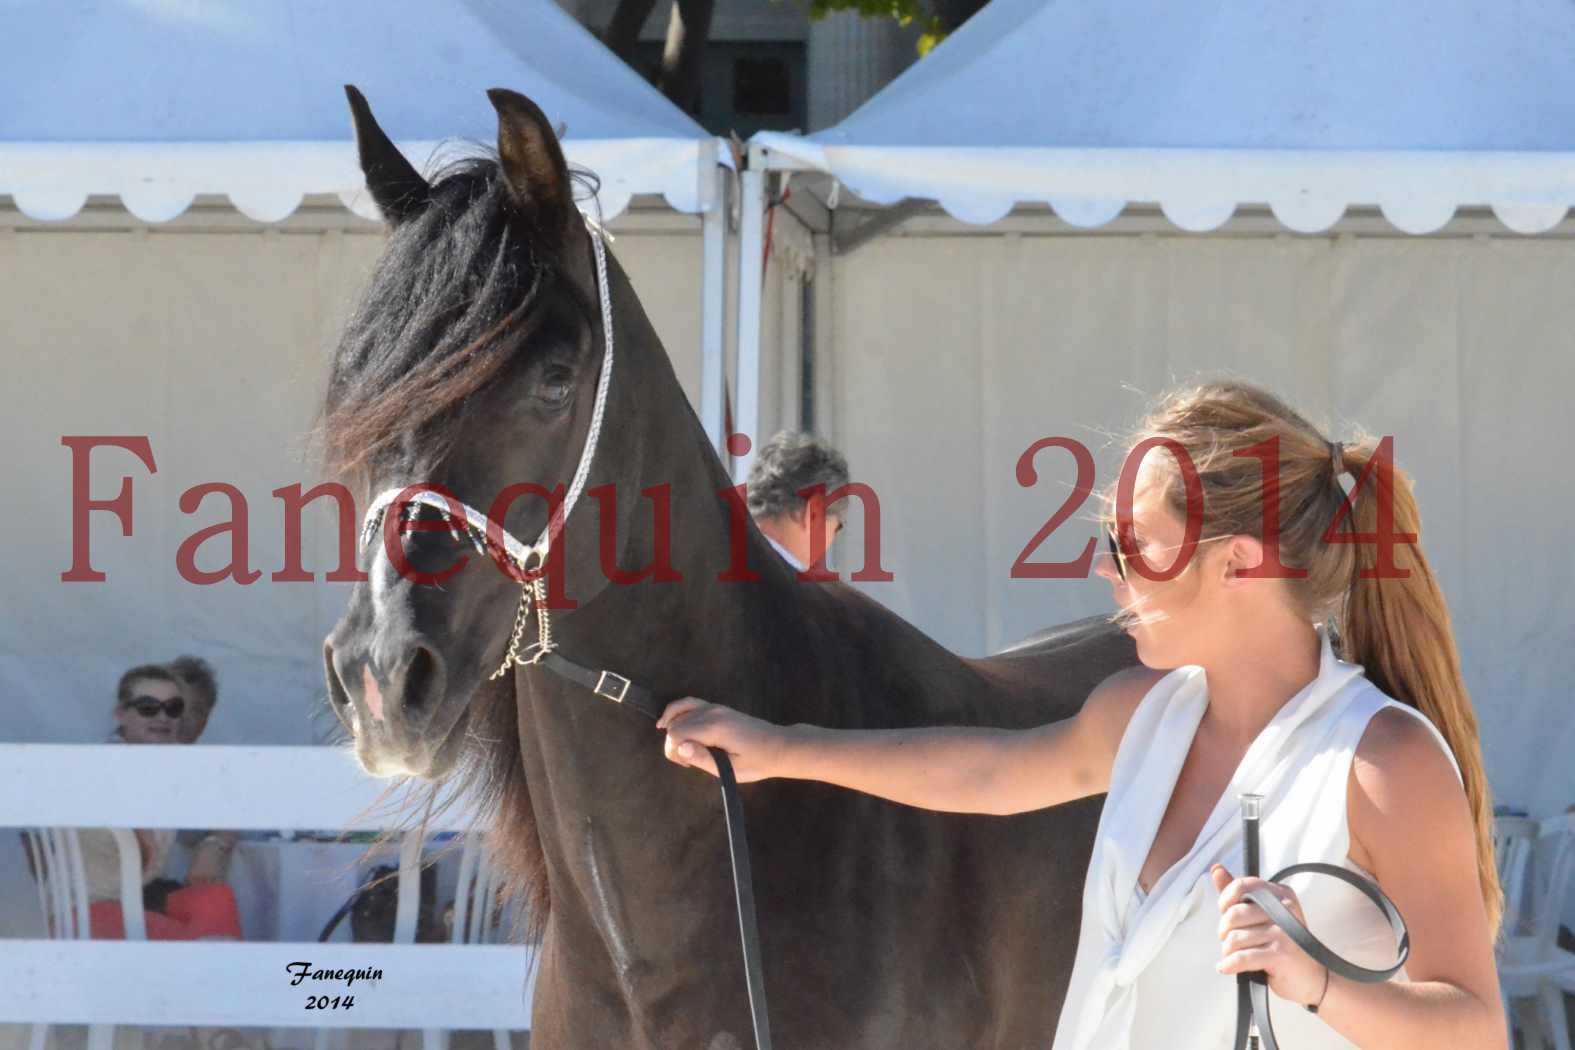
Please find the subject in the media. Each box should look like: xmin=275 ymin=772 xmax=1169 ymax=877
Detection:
xmin=751 ymin=0 xmax=1575 ymax=233
xmin=730 ymin=0 xmax=1575 ymax=443
xmin=0 ymin=0 xmax=734 ymax=749
xmin=727 ymin=0 xmax=1575 ymax=863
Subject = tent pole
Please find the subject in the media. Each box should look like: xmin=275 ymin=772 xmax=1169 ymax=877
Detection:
xmin=732 ymin=145 xmax=768 ymax=484
xmin=700 ymin=151 xmax=728 ymax=454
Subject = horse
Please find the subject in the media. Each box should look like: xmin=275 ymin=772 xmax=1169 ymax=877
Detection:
xmin=320 ymin=84 xmax=1142 ymax=1050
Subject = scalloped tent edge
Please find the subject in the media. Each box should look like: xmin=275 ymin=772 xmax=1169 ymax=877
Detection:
xmin=1 ymin=134 xmax=735 ymax=454
xmin=747 ymin=138 xmax=1575 ymax=237
xmin=740 ymin=0 xmax=1575 ymax=237
xmin=0 ymin=138 xmax=729 ymax=225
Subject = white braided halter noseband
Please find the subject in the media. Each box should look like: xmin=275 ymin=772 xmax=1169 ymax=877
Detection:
xmin=358 ymin=212 xmax=616 ymax=577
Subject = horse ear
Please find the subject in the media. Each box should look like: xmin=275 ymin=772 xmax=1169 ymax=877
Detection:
xmin=486 ymin=88 xmax=574 ymax=233
xmin=344 ymin=84 xmax=432 ymax=226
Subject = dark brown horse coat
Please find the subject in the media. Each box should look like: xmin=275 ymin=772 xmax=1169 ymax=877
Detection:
xmin=322 ymin=85 xmax=1142 ymax=1049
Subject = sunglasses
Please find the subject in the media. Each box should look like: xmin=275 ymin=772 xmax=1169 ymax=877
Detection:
xmin=1104 ymin=524 xmax=1231 ymax=582
xmin=122 ymin=696 xmax=185 ymax=719
xmin=1104 ymin=524 xmax=1132 ymax=581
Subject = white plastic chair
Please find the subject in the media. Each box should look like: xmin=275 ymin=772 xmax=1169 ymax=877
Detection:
xmin=428 ymin=832 xmax=513 ymax=1050
xmin=23 ymin=827 xmax=147 ymax=1050
xmin=1497 ymin=817 xmax=1539 ymax=907
xmin=311 ymin=831 xmax=515 ymax=1050
xmin=1497 ymin=812 xmax=1575 ymax=1050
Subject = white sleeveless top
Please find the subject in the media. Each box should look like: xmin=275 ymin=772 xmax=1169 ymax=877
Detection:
xmin=1051 ymin=623 xmax=1463 ymax=1050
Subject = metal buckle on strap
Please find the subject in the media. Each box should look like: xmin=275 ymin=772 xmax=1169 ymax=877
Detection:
xmin=594 ymin=670 xmax=632 ymax=704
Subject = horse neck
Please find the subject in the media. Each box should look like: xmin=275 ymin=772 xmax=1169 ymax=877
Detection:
xmin=544 ymin=259 xmax=998 ymax=721
xmin=546 ymin=421 xmax=803 ymax=714
xmin=551 ymin=430 xmax=990 ymax=730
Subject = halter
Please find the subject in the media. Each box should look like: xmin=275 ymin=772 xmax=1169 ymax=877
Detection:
xmin=357 ymin=212 xmax=618 ymax=678
xmin=351 ymin=212 xmax=776 ymax=1050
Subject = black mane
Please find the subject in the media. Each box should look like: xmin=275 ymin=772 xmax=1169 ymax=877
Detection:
xmin=317 ymin=151 xmax=599 ymax=485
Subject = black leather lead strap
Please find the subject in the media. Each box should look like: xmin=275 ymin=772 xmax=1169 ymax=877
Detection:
xmin=1231 ymin=862 xmax=1410 ymax=1050
xmin=537 ymin=650 xmax=664 ymax=721
xmin=714 ymin=749 xmax=775 ymax=1050
xmin=532 ymin=650 xmax=774 ymax=1050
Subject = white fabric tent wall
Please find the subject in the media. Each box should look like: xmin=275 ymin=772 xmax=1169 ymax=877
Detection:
xmin=812 ymin=213 xmax=1575 ymax=825
xmin=0 ymin=197 xmax=791 ymax=747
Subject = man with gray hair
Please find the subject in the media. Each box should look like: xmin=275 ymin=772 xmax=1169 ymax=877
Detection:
xmin=746 ymin=430 xmax=851 ymax=572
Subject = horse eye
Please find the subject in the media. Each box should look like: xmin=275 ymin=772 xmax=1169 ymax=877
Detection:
xmin=538 ymin=366 xmax=574 ymax=404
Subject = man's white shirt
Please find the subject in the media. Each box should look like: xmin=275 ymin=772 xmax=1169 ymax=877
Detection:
xmin=764 ymin=533 xmax=806 ymax=571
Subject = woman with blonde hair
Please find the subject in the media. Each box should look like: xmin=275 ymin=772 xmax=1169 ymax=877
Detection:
xmin=659 ymin=378 xmax=1505 ymax=1049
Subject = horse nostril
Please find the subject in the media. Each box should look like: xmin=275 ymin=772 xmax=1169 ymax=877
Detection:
xmin=324 ymin=642 xmax=352 ymax=709
xmin=401 ymin=646 xmax=439 ymax=715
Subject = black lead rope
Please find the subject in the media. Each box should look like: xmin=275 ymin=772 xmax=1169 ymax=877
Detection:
xmin=1234 ymin=797 xmax=1410 ymax=1050
xmin=714 ymin=749 xmax=775 ymax=1050
xmin=533 ymin=650 xmax=775 ymax=1050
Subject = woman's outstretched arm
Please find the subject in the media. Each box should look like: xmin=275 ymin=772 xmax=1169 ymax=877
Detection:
xmin=656 ymin=665 xmax=1161 ymax=815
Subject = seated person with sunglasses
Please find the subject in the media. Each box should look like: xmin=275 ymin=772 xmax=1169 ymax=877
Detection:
xmin=78 ymin=663 xmax=244 ymax=940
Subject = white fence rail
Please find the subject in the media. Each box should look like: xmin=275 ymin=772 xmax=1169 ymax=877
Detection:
xmin=0 ymin=744 xmax=535 ymax=1032
xmin=0 ymin=942 xmax=534 ymax=1029
xmin=0 ymin=745 xmax=469 ymax=831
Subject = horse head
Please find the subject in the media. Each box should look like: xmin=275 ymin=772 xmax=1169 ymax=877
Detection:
xmin=320 ymin=85 xmax=669 ymax=779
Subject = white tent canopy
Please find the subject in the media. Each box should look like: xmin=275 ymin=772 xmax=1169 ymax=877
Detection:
xmin=753 ymin=0 xmax=1575 ymax=233
xmin=1 ymin=0 xmax=722 ymax=223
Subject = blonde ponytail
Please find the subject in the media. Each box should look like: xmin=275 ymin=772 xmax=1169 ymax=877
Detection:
xmin=1336 ymin=440 xmax=1504 ymax=939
